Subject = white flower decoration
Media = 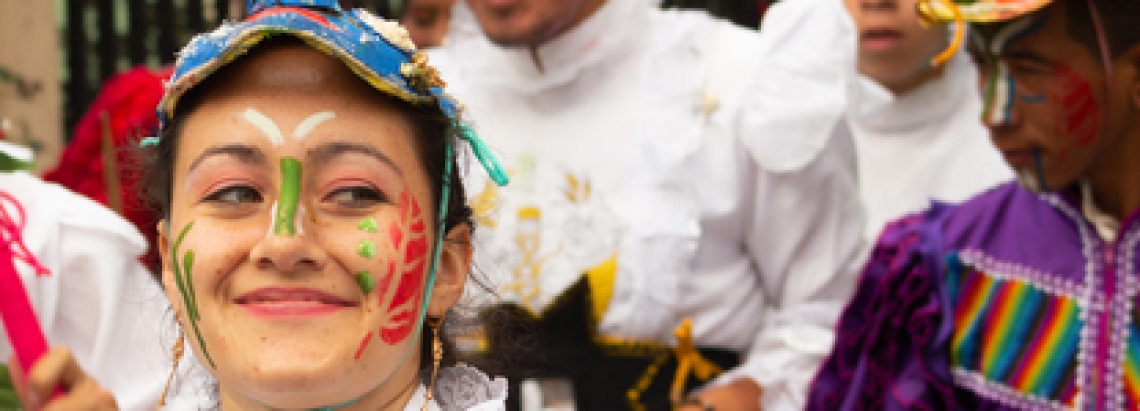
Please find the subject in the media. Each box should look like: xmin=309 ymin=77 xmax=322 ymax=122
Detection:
xmin=357 ymin=10 xmax=416 ymax=51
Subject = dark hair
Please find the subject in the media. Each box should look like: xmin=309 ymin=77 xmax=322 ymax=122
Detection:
xmin=138 ymin=36 xmax=471 ymax=370
xmin=1065 ymin=0 xmax=1140 ymax=58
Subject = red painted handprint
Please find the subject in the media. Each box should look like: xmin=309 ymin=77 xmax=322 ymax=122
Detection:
xmin=375 ymin=190 xmax=429 ymax=345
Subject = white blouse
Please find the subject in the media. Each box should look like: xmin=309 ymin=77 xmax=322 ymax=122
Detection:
xmin=432 ymin=1 xmax=868 ymax=409
xmin=0 ymin=159 xmax=172 ymax=410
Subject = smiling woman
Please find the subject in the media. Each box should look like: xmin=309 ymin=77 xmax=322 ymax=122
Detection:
xmin=130 ymin=1 xmax=510 ymax=409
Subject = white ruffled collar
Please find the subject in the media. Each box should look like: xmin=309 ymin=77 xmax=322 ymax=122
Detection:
xmin=445 ymin=0 xmax=647 ymax=93
xmin=849 ymin=46 xmax=975 ymax=134
xmin=162 ymin=356 xmax=507 ymax=410
xmin=403 ymin=364 xmax=508 ymax=411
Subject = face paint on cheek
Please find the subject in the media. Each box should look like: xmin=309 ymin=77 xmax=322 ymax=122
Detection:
xmin=357 ymin=217 xmax=379 ymax=233
xmin=1053 ymin=64 xmax=1100 ymax=146
xmin=169 ymin=221 xmax=216 ymax=368
xmin=374 ymin=190 xmax=429 ymax=345
xmin=274 ymin=157 xmax=303 ymax=236
xmin=355 ymin=271 xmax=375 ymax=294
xmin=354 ymin=331 xmax=373 ymax=360
xmin=1020 ymin=94 xmax=1047 ymax=104
xmin=358 ymin=240 xmax=377 ymax=259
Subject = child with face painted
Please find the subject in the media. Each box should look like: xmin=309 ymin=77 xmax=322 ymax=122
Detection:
xmin=808 ymin=0 xmax=1140 ymax=408
xmin=19 ymin=1 xmax=512 ymax=409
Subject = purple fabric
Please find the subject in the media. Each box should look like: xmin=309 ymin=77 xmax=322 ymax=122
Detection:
xmin=807 ymin=206 xmax=966 ymax=410
xmin=941 ymin=183 xmax=1087 ymax=285
xmin=807 ymin=182 xmax=1068 ymax=410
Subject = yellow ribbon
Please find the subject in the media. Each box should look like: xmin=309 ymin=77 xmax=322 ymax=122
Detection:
xmin=670 ymin=318 xmax=723 ymax=406
xmin=917 ymin=0 xmax=966 ymax=67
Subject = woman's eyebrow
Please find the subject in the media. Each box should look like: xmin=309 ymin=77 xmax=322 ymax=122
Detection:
xmin=309 ymin=141 xmax=403 ymax=176
xmin=188 ymin=144 xmax=268 ymax=172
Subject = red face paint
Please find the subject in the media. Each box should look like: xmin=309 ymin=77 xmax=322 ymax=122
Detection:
xmin=374 ymin=190 xmax=429 ymax=345
xmin=1052 ymin=64 xmax=1100 ymax=146
xmin=354 ymin=331 xmax=373 ymax=360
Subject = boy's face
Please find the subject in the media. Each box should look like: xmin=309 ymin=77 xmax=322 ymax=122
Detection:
xmin=969 ymin=4 xmax=1122 ymax=191
xmin=402 ymin=0 xmax=454 ymax=48
xmin=844 ymin=0 xmax=949 ymax=91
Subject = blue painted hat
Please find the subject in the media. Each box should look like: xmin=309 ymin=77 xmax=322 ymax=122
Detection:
xmin=154 ymin=0 xmax=508 ymax=186
xmin=158 ymin=0 xmax=456 ymax=126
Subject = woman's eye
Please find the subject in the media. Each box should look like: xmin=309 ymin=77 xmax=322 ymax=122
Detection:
xmin=204 ymin=186 xmax=263 ymax=204
xmin=326 ymin=187 xmax=386 ymax=208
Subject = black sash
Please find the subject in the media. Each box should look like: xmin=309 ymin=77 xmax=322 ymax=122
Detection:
xmin=470 ymin=278 xmax=740 ymax=411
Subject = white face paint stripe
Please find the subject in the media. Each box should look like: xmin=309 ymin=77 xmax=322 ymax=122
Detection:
xmin=242 ymin=108 xmax=285 ymax=147
xmin=294 ymin=205 xmax=305 ymax=236
xmin=267 ymin=201 xmax=279 ymax=237
xmin=293 ymin=111 xmax=337 ymax=141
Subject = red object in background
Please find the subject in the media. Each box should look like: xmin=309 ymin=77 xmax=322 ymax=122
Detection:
xmin=759 ymin=0 xmax=774 ymax=22
xmin=43 ymin=66 xmax=173 ymax=273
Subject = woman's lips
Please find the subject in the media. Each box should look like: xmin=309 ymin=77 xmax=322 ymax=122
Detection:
xmin=861 ymin=28 xmax=904 ymax=52
xmin=235 ymin=288 xmax=358 ymax=318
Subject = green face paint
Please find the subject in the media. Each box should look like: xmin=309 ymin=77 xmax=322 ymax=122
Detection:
xmin=356 ymin=271 xmax=375 ymax=294
xmin=170 ymin=221 xmax=215 ymax=368
xmin=274 ymin=157 xmax=303 ymax=236
xmin=357 ymin=217 xmax=379 ymax=233
xmin=358 ymin=239 xmax=377 ymax=259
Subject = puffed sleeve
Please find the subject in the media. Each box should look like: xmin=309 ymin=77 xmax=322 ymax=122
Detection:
xmin=1 ymin=173 xmax=172 ymax=410
xmin=695 ymin=0 xmax=869 ymax=406
xmin=807 ymin=207 xmax=962 ymax=410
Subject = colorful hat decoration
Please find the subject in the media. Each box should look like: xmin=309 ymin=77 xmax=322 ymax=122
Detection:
xmin=153 ymin=0 xmax=508 ymax=186
xmin=919 ymin=0 xmax=1053 ymax=23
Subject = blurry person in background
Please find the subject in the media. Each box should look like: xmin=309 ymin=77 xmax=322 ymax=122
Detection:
xmin=0 ymin=141 xmax=172 ymax=410
xmin=844 ymin=0 xmax=1013 ymax=239
xmin=430 ymin=0 xmax=868 ymax=410
xmin=810 ymin=0 xmax=1140 ymax=408
xmin=400 ymin=0 xmax=456 ymax=48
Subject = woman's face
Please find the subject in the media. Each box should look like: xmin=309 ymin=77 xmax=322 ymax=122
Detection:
xmin=159 ymin=44 xmax=469 ymax=409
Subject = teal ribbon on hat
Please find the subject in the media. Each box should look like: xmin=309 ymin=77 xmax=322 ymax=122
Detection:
xmin=456 ymin=123 xmax=509 ymax=187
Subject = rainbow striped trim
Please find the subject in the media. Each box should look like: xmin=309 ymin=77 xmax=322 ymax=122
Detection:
xmin=1125 ymin=311 xmax=1140 ymax=409
xmin=948 ymin=264 xmax=1082 ymax=405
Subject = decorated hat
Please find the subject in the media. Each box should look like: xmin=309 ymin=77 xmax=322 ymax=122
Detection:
xmin=152 ymin=0 xmax=507 ymax=186
xmin=159 ymin=0 xmax=452 ymax=123
xmin=918 ymin=0 xmax=1053 ymax=23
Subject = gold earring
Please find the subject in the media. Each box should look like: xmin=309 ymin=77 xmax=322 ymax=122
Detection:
xmin=158 ymin=311 xmax=187 ymax=409
xmin=156 ymin=329 xmax=185 ymax=409
xmin=421 ymin=314 xmax=446 ymax=411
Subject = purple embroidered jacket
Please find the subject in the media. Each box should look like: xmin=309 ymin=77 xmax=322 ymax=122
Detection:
xmin=808 ymin=182 xmax=1140 ymax=410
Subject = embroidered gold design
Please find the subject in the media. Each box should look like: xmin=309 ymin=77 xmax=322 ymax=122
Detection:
xmin=565 ymin=172 xmax=591 ymax=204
xmin=502 ymin=207 xmax=562 ymax=308
xmin=471 ymin=179 xmax=500 ymax=229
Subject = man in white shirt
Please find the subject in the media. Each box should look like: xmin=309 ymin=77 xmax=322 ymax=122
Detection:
xmin=844 ymin=0 xmax=1014 ymax=238
xmin=431 ymin=0 xmax=867 ymax=409
xmin=0 ymin=142 xmax=173 ymax=410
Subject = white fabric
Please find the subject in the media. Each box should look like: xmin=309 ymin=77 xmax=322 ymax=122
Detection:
xmin=0 ymin=170 xmax=171 ymax=410
xmin=848 ymin=46 xmax=1014 ymax=239
xmin=407 ymin=363 xmax=508 ymax=411
xmin=432 ymin=0 xmax=866 ymax=409
xmin=1081 ymin=181 xmax=1119 ymax=242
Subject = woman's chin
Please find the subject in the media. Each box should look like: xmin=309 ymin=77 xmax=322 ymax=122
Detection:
xmin=225 ymin=355 xmax=366 ymax=409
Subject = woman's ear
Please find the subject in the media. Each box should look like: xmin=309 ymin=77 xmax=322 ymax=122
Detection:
xmin=427 ymin=223 xmax=472 ymax=317
xmin=156 ymin=220 xmax=181 ymax=307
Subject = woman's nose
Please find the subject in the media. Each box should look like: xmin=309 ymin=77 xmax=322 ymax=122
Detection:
xmin=250 ymin=227 xmax=328 ymax=274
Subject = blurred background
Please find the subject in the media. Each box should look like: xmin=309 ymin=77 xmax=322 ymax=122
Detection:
xmin=0 ymin=0 xmax=772 ymax=173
